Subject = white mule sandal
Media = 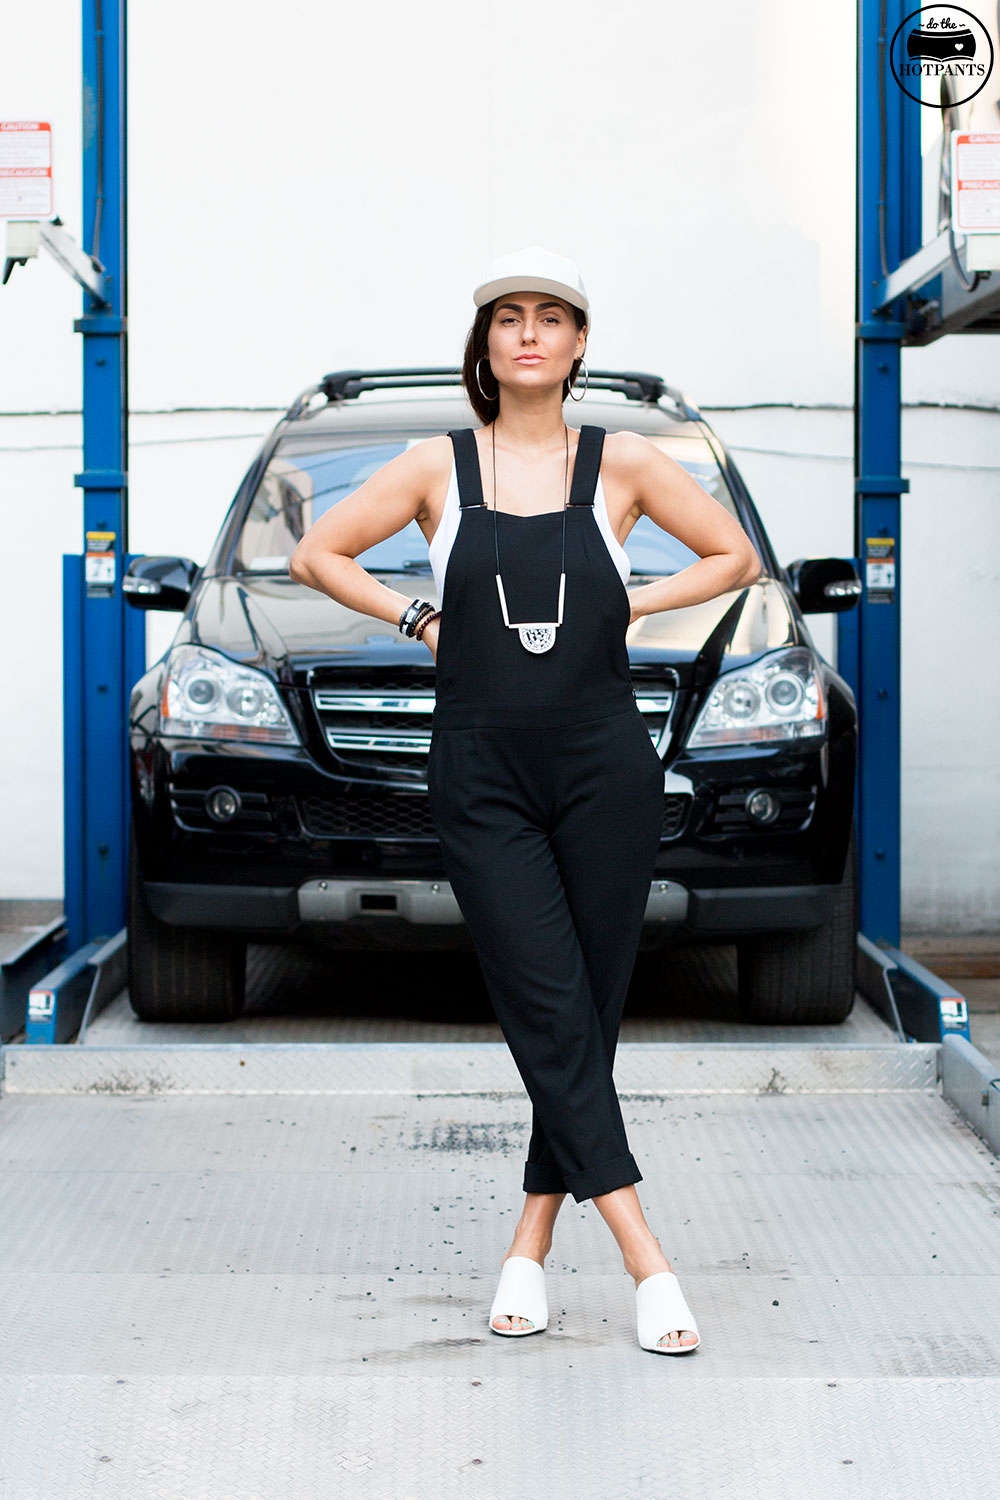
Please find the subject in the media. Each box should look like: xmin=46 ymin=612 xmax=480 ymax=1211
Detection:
xmin=488 ymin=1255 xmax=548 ymax=1337
xmin=635 ymin=1271 xmax=701 ymax=1354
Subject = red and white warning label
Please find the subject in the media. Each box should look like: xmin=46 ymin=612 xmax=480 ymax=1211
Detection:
xmin=951 ymin=132 xmax=1000 ymax=234
xmin=865 ymin=536 xmax=896 ymax=605
xmin=0 ymin=121 xmax=53 ymax=218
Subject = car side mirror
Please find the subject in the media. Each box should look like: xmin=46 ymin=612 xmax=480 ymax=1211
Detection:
xmin=786 ymin=557 xmax=861 ymax=614
xmin=123 ymin=555 xmax=200 ymax=611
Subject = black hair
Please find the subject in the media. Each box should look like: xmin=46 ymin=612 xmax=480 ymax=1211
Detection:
xmin=461 ymin=299 xmax=587 ymax=424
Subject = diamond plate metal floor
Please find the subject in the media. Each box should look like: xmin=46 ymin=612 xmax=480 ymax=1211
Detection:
xmin=1 ymin=1084 xmax=999 ymax=1497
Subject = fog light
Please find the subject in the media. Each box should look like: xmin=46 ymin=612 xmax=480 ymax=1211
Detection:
xmin=745 ymin=788 xmax=780 ymax=825
xmin=206 ymin=786 xmax=241 ymax=822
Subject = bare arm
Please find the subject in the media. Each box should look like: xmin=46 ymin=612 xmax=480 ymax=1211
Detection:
xmin=288 ymin=436 xmax=450 ymax=643
xmin=608 ymin=433 xmax=761 ymax=622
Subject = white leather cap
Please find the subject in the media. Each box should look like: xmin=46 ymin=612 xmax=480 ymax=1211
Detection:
xmin=473 ymin=245 xmax=590 ymax=325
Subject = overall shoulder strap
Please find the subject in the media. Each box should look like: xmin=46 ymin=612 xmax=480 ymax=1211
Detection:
xmin=567 ymin=426 xmax=606 ymax=507
xmin=447 ymin=429 xmax=485 ymax=508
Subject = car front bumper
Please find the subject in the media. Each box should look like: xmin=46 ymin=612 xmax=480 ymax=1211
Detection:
xmin=144 ymin=876 xmax=840 ymax=936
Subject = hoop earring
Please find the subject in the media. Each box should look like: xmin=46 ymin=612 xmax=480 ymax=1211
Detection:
xmin=476 ymin=357 xmax=498 ymax=401
xmin=567 ymin=358 xmax=589 ymax=402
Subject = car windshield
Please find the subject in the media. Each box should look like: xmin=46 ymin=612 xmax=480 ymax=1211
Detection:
xmin=233 ymin=433 xmax=740 ymax=577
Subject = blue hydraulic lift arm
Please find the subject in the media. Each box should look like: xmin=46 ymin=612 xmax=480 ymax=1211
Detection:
xmin=838 ymin=0 xmax=923 ymax=946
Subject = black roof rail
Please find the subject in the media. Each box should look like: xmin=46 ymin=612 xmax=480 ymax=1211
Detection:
xmin=321 ymin=368 xmax=463 ymax=402
xmin=587 ymin=370 xmax=700 ymax=419
xmin=292 ymin=366 xmax=701 ymax=421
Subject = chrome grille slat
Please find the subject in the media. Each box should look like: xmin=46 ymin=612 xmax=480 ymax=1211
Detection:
xmin=312 ymin=687 xmax=435 ymax=781
xmin=324 ymin=732 xmax=431 ymax=753
xmin=313 ymin=694 xmax=435 ymax=714
xmin=310 ymin=679 xmax=679 ymax=781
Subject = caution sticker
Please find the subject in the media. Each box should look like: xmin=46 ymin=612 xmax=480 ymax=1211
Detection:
xmin=865 ymin=536 xmax=896 ymax=604
xmin=0 ymin=121 xmax=53 ymax=218
xmin=85 ymin=530 xmax=116 ymax=598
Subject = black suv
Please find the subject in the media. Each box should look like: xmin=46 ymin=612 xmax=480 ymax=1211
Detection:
xmin=125 ymin=368 xmax=860 ymax=1026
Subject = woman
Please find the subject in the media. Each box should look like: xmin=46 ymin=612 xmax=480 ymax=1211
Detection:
xmin=290 ymin=246 xmax=760 ymax=1353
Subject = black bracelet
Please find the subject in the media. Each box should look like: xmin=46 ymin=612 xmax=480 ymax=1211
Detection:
xmin=398 ymin=598 xmax=435 ymax=638
xmin=413 ymin=609 xmax=440 ymax=642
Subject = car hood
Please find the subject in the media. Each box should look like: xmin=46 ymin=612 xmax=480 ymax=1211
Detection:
xmin=180 ymin=573 xmax=806 ymax=687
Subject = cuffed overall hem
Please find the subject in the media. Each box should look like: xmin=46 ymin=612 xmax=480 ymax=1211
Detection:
xmin=522 ymin=1160 xmax=571 ymax=1196
xmin=558 ymin=1152 xmax=643 ymax=1205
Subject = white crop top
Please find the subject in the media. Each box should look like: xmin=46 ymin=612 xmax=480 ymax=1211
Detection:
xmin=428 ymin=456 xmax=631 ymax=601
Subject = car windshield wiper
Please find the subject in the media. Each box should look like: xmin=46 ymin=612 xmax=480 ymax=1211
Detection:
xmin=627 ymin=567 xmax=678 ymax=577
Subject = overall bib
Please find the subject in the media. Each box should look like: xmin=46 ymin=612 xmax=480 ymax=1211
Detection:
xmin=426 ymin=425 xmax=664 ymax=1203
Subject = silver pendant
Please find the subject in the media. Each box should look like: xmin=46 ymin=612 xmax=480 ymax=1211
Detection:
xmin=518 ymin=625 xmax=557 ymax=654
xmin=496 ymin=574 xmax=565 ymax=655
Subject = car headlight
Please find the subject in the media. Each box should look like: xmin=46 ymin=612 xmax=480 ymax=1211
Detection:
xmin=687 ymin=647 xmax=826 ymax=748
xmin=159 ymin=645 xmax=299 ymax=744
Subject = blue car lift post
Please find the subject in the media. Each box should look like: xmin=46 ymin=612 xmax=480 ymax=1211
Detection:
xmin=23 ymin=0 xmax=143 ymax=1044
xmin=837 ymin=0 xmax=921 ymax=950
xmin=836 ymin=0 xmax=1000 ymax=1045
xmin=68 ymin=0 xmax=143 ymax=948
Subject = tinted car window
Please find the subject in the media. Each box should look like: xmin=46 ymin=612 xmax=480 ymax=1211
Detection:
xmin=233 ymin=433 xmax=739 ymax=577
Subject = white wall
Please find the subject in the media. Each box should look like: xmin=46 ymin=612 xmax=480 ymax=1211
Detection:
xmin=711 ymin=405 xmax=1000 ymax=934
xmin=1 ymin=0 xmax=998 ymax=929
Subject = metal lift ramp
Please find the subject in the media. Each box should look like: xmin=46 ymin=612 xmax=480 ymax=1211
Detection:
xmin=0 ymin=1027 xmax=998 ymax=1499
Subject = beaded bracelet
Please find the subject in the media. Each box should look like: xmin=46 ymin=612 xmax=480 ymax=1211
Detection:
xmin=398 ymin=598 xmax=435 ymax=637
xmin=407 ymin=602 xmax=436 ymax=638
xmin=413 ymin=609 xmax=441 ymax=642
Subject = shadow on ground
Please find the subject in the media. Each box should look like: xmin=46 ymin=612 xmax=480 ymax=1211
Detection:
xmin=243 ymin=941 xmax=744 ymax=1026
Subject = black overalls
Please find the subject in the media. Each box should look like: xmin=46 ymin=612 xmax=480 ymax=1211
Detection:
xmin=427 ymin=426 xmax=664 ymax=1204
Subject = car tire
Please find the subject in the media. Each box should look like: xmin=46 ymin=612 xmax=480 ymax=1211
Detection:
xmin=737 ymin=829 xmax=857 ymax=1025
xmin=127 ymin=827 xmax=246 ymax=1022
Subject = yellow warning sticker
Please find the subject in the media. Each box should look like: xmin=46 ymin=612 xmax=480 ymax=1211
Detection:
xmin=85 ymin=531 xmax=116 ymax=597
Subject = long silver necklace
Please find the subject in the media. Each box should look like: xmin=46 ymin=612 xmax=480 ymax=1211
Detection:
xmin=491 ymin=421 xmax=569 ymax=655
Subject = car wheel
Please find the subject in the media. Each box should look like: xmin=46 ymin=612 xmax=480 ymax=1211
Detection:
xmin=737 ymin=828 xmax=857 ymax=1025
xmin=127 ymin=826 xmax=246 ymax=1022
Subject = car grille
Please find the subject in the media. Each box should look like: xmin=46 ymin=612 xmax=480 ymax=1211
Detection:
xmin=299 ymin=789 xmax=690 ymax=843
xmin=299 ymin=791 xmax=437 ymax=840
xmin=310 ymin=673 xmax=678 ymax=785
xmin=708 ymin=784 xmax=817 ymax=834
xmin=662 ymin=794 xmax=691 ymax=839
xmin=312 ymin=676 xmax=436 ymax=784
